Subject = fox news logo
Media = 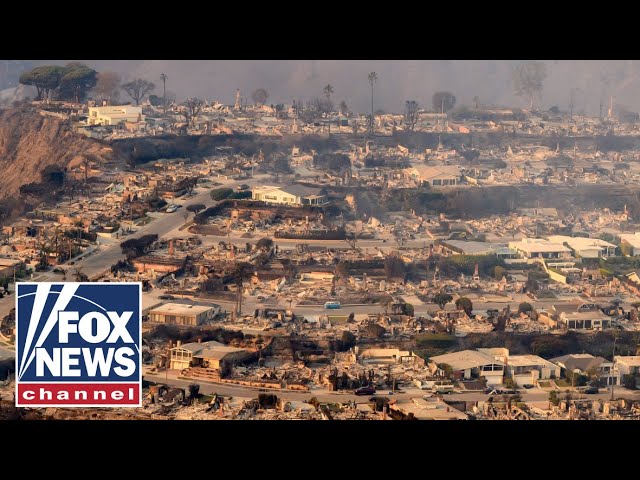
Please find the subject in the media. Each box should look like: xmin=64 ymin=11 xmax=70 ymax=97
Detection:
xmin=15 ymin=282 xmax=141 ymax=407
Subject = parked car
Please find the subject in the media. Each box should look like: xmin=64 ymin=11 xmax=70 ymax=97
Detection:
xmin=159 ymin=294 xmax=175 ymax=300
xmin=355 ymin=386 xmax=376 ymax=396
xmin=523 ymin=384 xmax=534 ymax=389
xmin=166 ymin=206 xmax=178 ymax=213
xmin=324 ymin=301 xmax=341 ymax=309
xmin=584 ymin=387 xmax=599 ymax=394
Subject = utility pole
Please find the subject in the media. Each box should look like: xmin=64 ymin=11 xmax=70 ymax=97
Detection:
xmin=599 ymin=99 xmax=603 ymax=121
xmin=569 ymin=88 xmax=576 ymax=121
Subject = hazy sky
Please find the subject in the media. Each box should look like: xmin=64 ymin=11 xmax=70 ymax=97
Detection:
xmin=28 ymin=60 xmax=640 ymax=114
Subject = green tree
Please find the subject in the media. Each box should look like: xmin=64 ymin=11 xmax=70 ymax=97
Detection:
xmin=148 ymin=94 xmax=163 ymax=106
xmin=19 ymin=65 xmax=66 ymax=101
xmin=188 ymin=383 xmax=200 ymax=399
xmin=494 ymin=265 xmax=507 ymax=280
xmin=503 ymin=377 xmax=517 ymax=389
xmin=256 ymin=237 xmax=274 ymax=251
xmin=549 ymin=390 xmax=559 ymax=406
xmin=455 ymin=297 xmax=473 ymax=316
xmin=58 ymin=63 xmax=97 ymax=103
xmin=210 ymin=188 xmax=233 ymax=201
xmin=566 ymin=370 xmax=588 ymax=387
xmin=433 ymin=292 xmax=453 ymax=309
xmin=186 ymin=203 xmax=205 ymax=214
xmin=384 ymin=256 xmax=406 ymax=281
xmin=438 ymin=363 xmax=454 ymax=378
xmin=403 ymin=303 xmax=415 ymax=317
xmin=518 ymin=302 xmax=534 ymax=314
xmin=622 ymin=374 xmax=637 ymax=390
xmin=341 ymin=330 xmax=356 ymax=350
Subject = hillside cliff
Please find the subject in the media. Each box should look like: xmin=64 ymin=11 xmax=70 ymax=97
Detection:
xmin=0 ymin=107 xmax=113 ymax=199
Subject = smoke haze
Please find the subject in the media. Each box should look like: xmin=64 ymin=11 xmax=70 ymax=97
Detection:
xmin=22 ymin=60 xmax=640 ymax=114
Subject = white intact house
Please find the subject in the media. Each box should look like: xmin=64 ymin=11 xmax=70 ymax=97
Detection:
xmin=430 ymin=348 xmax=507 ymax=386
xmin=614 ymin=356 xmax=640 ymax=388
xmin=508 ymin=238 xmax=572 ymax=260
xmin=87 ymin=105 xmax=145 ymax=126
xmin=251 ymin=185 xmax=328 ymax=206
xmin=619 ymin=233 xmax=640 ymax=256
xmin=405 ymin=165 xmax=461 ymax=187
xmin=505 ymin=355 xmax=561 ymax=386
xmin=546 ymin=235 xmax=616 ymax=258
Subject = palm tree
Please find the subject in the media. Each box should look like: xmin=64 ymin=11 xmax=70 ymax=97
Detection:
xmin=368 ymin=72 xmax=377 ymax=134
xmin=160 ymin=73 xmax=168 ymax=113
xmin=323 ymin=84 xmax=333 ymax=104
xmin=323 ymin=84 xmax=334 ymax=136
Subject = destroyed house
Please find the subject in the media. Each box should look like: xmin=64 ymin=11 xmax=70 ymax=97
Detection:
xmin=251 ymin=185 xmax=328 ymax=206
xmin=0 ymin=258 xmax=22 ymax=277
xmin=131 ymin=255 xmax=187 ymax=275
xmin=357 ymin=347 xmax=423 ymax=365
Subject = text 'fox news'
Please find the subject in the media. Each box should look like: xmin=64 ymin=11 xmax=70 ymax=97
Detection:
xmin=15 ymin=282 xmax=142 ymax=407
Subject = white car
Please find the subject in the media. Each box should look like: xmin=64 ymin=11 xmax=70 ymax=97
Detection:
xmin=166 ymin=206 xmax=178 ymax=213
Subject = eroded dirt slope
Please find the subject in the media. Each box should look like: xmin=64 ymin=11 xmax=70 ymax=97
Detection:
xmin=0 ymin=107 xmax=113 ymax=199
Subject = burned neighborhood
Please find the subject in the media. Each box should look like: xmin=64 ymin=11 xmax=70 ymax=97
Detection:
xmin=2 ymin=60 xmax=640 ymax=421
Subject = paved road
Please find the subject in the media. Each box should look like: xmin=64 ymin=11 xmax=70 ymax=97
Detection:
xmin=143 ymin=372 xmax=418 ymax=402
xmin=143 ymin=372 xmax=640 ymax=404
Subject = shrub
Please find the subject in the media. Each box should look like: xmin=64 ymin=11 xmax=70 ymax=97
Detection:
xmin=211 ymin=188 xmax=233 ymax=201
xmin=228 ymin=191 xmax=251 ymax=199
xmin=455 ymin=297 xmax=473 ymax=316
xmin=518 ymin=302 xmax=534 ymax=314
